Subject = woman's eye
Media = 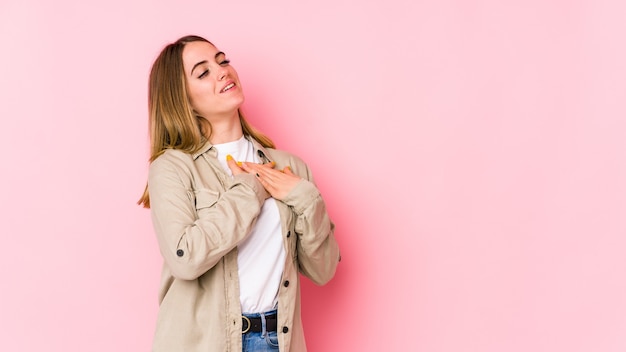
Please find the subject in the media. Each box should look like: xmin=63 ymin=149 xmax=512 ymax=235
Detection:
xmin=219 ymin=59 xmax=230 ymax=66
xmin=198 ymin=70 xmax=209 ymax=79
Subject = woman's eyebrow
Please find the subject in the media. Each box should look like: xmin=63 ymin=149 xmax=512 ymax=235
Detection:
xmin=191 ymin=60 xmax=208 ymax=75
xmin=190 ymin=52 xmax=226 ymax=75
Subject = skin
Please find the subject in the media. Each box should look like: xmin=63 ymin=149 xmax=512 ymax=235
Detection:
xmin=182 ymin=41 xmax=301 ymax=201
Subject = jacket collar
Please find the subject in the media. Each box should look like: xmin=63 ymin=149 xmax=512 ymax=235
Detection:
xmin=191 ymin=135 xmax=271 ymax=161
xmin=191 ymin=138 xmax=213 ymax=160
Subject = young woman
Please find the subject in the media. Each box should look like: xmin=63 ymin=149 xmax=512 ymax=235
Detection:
xmin=138 ymin=35 xmax=340 ymax=352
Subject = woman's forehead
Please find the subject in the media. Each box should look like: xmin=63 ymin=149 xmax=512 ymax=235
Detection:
xmin=184 ymin=42 xmax=220 ymax=64
xmin=184 ymin=41 xmax=219 ymax=60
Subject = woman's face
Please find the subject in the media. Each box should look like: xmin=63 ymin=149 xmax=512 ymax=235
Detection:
xmin=182 ymin=41 xmax=244 ymax=119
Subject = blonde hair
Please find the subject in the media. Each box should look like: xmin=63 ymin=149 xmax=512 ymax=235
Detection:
xmin=138 ymin=35 xmax=274 ymax=208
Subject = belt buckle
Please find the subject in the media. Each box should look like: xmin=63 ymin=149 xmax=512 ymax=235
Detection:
xmin=241 ymin=316 xmax=251 ymax=334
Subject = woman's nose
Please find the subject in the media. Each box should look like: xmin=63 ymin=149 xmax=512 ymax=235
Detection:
xmin=217 ymin=67 xmax=227 ymax=81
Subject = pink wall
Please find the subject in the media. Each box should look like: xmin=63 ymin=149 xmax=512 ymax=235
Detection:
xmin=2 ymin=0 xmax=625 ymax=351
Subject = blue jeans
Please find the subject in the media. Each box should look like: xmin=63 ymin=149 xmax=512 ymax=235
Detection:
xmin=241 ymin=309 xmax=279 ymax=351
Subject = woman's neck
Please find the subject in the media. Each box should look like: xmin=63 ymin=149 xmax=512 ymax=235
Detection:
xmin=201 ymin=112 xmax=244 ymax=145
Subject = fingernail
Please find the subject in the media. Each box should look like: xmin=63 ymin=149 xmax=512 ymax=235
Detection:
xmin=226 ymin=154 xmax=233 ymax=161
xmin=237 ymin=161 xmax=243 ymax=167
xmin=256 ymin=173 xmax=260 ymax=177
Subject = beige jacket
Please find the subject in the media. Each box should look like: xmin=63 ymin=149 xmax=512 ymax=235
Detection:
xmin=148 ymin=136 xmax=340 ymax=351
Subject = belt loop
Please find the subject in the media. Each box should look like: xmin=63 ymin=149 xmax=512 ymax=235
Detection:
xmin=260 ymin=312 xmax=267 ymax=338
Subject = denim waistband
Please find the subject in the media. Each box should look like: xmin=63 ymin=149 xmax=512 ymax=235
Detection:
xmin=242 ymin=309 xmax=277 ymax=318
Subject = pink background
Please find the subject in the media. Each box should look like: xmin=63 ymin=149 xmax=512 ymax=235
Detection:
xmin=2 ymin=0 xmax=625 ymax=351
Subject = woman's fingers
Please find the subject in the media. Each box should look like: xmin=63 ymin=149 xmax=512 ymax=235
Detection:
xmin=226 ymin=154 xmax=244 ymax=175
xmin=243 ymin=162 xmax=300 ymax=200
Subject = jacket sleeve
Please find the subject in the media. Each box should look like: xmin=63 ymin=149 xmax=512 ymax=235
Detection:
xmin=148 ymin=155 xmax=267 ymax=280
xmin=281 ymin=165 xmax=340 ymax=285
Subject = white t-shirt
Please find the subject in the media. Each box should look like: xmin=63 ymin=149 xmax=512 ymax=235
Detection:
xmin=213 ymin=136 xmax=286 ymax=313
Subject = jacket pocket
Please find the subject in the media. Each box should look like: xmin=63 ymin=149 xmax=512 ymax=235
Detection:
xmin=194 ymin=188 xmax=220 ymax=210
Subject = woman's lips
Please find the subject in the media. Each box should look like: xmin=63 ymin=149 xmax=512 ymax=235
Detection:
xmin=220 ymin=81 xmax=236 ymax=93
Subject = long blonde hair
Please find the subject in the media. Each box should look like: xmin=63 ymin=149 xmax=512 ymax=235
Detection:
xmin=138 ymin=35 xmax=274 ymax=208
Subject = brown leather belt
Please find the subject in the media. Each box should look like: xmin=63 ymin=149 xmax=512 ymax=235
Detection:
xmin=242 ymin=314 xmax=278 ymax=334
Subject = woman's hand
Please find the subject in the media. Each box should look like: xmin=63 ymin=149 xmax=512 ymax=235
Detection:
xmin=226 ymin=154 xmax=247 ymax=176
xmin=241 ymin=162 xmax=301 ymax=201
xmin=226 ymin=155 xmax=276 ymax=177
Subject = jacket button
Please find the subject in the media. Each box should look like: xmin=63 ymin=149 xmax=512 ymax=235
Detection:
xmin=283 ymin=280 xmax=290 ymax=287
xmin=286 ymin=231 xmax=291 ymax=238
xmin=282 ymin=326 xmax=289 ymax=333
xmin=176 ymin=249 xmax=184 ymax=257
